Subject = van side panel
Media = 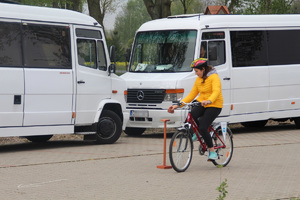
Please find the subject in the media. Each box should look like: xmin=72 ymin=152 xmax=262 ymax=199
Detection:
xmin=0 ymin=68 xmax=24 ymax=127
xmin=231 ymin=67 xmax=269 ymax=114
xmin=269 ymin=65 xmax=300 ymax=111
xmin=23 ymin=69 xmax=73 ymax=126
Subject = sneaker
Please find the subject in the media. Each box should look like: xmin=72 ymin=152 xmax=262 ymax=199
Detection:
xmin=207 ymin=151 xmax=218 ymax=161
xmin=192 ymin=133 xmax=197 ymax=141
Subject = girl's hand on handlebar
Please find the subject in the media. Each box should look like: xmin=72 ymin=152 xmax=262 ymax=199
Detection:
xmin=201 ymin=100 xmax=211 ymax=106
xmin=168 ymin=105 xmax=178 ymax=113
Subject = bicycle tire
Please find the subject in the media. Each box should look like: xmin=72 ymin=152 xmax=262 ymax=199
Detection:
xmin=211 ymin=127 xmax=233 ymax=167
xmin=169 ymin=129 xmax=193 ymax=172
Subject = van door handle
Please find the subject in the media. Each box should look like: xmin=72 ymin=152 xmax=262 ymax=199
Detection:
xmin=77 ymin=80 xmax=85 ymax=84
xmin=14 ymin=95 xmax=22 ymax=105
xmin=223 ymin=77 xmax=230 ymax=80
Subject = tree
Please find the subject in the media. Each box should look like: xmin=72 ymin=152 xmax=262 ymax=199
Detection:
xmin=53 ymin=0 xmax=82 ymax=11
xmin=177 ymin=0 xmax=193 ymax=14
xmin=171 ymin=0 xmax=203 ymax=15
xmin=18 ymin=0 xmax=83 ymax=11
xmin=143 ymin=0 xmax=172 ymax=19
xmin=291 ymin=0 xmax=300 ymax=13
xmin=226 ymin=0 xmax=243 ymax=13
xmin=244 ymin=0 xmax=293 ymax=14
xmin=113 ymin=0 xmax=151 ymax=61
xmin=87 ymin=0 xmax=119 ymax=31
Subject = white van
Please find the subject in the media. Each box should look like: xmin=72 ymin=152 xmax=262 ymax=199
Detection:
xmin=121 ymin=14 xmax=300 ymax=135
xmin=0 ymin=3 xmax=129 ymax=144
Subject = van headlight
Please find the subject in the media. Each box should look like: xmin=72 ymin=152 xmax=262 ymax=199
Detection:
xmin=164 ymin=89 xmax=184 ymax=101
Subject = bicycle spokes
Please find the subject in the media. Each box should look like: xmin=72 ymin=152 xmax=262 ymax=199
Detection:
xmin=169 ymin=130 xmax=193 ymax=172
xmin=211 ymin=127 xmax=233 ymax=167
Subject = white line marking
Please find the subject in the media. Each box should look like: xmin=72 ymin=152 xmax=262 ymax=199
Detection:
xmin=18 ymin=179 xmax=67 ymax=188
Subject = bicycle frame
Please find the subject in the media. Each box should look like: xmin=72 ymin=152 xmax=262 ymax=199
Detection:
xmin=185 ymin=111 xmax=227 ymax=152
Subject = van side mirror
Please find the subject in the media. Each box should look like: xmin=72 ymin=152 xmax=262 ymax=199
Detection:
xmin=110 ymin=45 xmax=116 ymax=63
xmin=109 ymin=45 xmax=116 ymax=76
xmin=108 ymin=64 xmax=116 ymax=76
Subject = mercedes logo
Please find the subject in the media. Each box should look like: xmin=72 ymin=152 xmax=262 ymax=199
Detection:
xmin=137 ymin=90 xmax=144 ymax=101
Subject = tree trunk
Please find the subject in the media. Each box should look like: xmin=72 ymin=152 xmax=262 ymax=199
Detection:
xmin=266 ymin=0 xmax=272 ymax=14
xmin=87 ymin=0 xmax=103 ymax=27
xmin=228 ymin=0 xmax=237 ymax=13
xmin=180 ymin=0 xmax=187 ymax=14
xmin=52 ymin=0 xmax=59 ymax=8
xmin=143 ymin=0 xmax=171 ymax=20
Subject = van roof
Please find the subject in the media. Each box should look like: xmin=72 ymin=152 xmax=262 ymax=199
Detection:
xmin=138 ymin=14 xmax=300 ymax=31
xmin=0 ymin=3 xmax=99 ymax=26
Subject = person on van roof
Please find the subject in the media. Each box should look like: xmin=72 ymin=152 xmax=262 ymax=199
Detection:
xmin=168 ymin=58 xmax=223 ymax=161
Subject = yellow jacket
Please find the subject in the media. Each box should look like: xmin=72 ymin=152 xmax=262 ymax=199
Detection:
xmin=181 ymin=73 xmax=223 ymax=108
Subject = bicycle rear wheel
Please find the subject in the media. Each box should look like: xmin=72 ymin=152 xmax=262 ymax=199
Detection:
xmin=169 ymin=130 xmax=193 ymax=172
xmin=212 ymin=127 xmax=233 ymax=167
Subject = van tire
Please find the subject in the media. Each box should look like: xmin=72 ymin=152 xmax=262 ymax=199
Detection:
xmin=95 ymin=110 xmax=122 ymax=144
xmin=25 ymin=135 xmax=53 ymax=143
xmin=293 ymin=117 xmax=300 ymax=129
xmin=241 ymin=120 xmax=268 ymax=128
xmin=124 ymin=127 xmax=146 ymax=136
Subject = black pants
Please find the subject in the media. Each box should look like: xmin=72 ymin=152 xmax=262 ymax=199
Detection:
xmin=191 ymin=104 xmax=222 ymax=148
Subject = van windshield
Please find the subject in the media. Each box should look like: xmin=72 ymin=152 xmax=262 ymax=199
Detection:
xmin=129 ymin=30 xmax=197 ymax=72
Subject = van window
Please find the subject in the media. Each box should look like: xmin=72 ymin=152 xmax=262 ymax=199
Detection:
xmin=23 ymin=24 xmax=71 ymax=69
xmin=76 ymin=29 xmax=107 ymax=71
xmin=77 ymin=39 xmax=97 ymax=69
xmin=268 ymin=30 xmax=300 ymax=65
xmin=202 ymin=32 xmax=225 ymax=40
xmin=76 ymin=29 xmax=102 ymax=39
xmin=97 ymin=41 xmax=107 ymax=71
xmin=0 ymin=22 xmax=22 ymax=67
xmin=230 ymin=30 xmax=300 ymax=67
xmin=129 ymin=30 xmax=197 ymax=72
xmin=230 ymin=31 xmax=267 ymax=67
xmin=201 ymin=32 xmax=226 ymax=66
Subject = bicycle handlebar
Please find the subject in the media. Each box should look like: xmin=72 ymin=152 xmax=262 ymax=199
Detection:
xmin=173 ymin=101 xmax=201 ymax=108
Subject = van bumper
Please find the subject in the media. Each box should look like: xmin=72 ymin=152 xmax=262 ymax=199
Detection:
xmin=125 ymin=109 xmax=184 ymax=129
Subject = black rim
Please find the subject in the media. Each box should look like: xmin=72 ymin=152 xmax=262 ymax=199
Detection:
xmin=98 ymin=117 xmax=116 ymax=139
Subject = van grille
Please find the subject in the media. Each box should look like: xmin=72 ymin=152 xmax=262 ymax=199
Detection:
xmin=127 ymin=89 xmax=165 ymax=103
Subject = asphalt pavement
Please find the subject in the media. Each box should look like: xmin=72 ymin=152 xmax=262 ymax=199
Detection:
xmin=0 ymin=123 xmax=300 ymax=200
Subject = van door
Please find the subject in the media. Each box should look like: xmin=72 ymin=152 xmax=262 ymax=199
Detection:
xmin=229 ymin=30 xmax=269 ymax=116
xmin=22 ymin=22 xmax=73 ymax=126
xmin=0 ymin=21 xmax=24 ymax=127
xmin=200 ymin=30 xmax=231 ymax=116
xmin=74 ymin=26 xmax=112 ymax=125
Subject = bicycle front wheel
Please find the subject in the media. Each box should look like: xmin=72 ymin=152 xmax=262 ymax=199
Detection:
xmin=169 ymin=130 xmax=193 ymax=172
xmin=212 ymin=127 xmax=233 ymax=167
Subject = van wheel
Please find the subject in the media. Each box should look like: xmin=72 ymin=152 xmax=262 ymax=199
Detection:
xmin=95 ymin=110 xmax=122 ymax=144
xmin=241 ymin=120 xmax=268 ymax=128
xmin=293 ymin=117 xmax=300 ymax=129
xmin=25 ymin=135 xmax=53 ymax=143
xmin=124 ymin=127 xmax=146 ymax=136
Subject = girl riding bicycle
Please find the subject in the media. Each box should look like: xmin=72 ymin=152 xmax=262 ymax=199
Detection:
xmin=168 ymin=58 xmax=223 ymax=161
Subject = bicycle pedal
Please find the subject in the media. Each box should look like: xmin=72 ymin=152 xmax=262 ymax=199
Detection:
xmin=198 ymin=145 xmax=205 ymax=155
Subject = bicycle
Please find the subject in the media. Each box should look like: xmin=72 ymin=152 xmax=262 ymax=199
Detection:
xmin=169 ymin=101 xmax=233 ymax=172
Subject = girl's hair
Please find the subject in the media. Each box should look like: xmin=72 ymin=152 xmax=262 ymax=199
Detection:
xmin=198 ymin=64 xmax=213 ymax=83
